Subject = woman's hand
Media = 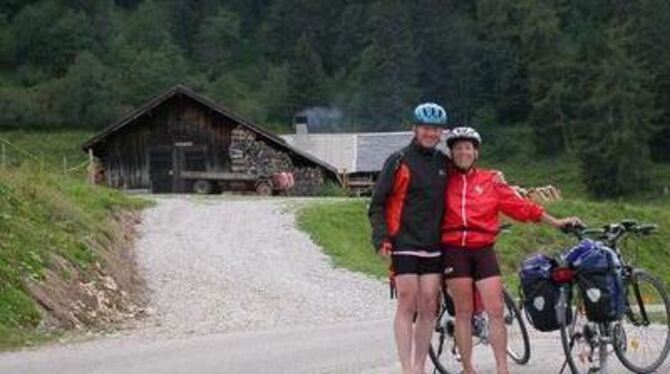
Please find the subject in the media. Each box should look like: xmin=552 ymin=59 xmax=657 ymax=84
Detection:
xmin=542 ymin=213 xmax=584 ymax=229
xmin=554 ymin=216 xmax=584 ymax=229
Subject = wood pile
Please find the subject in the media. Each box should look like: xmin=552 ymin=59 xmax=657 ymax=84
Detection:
xmin=230 ymin=126 xmax=325 ymax=195
xmin=286 ymin=167 xmax=325 ymax=196
xmin=230 ymin=127 xmax=292 ymax=175
xmin=513 ymin=185 xmax=562 ymax=204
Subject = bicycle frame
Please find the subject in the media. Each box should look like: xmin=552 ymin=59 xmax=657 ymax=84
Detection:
xmin=558 ymin=220 xmax=663 ymax=373
xmin=598 ymin=229 xmax=654 ymax=328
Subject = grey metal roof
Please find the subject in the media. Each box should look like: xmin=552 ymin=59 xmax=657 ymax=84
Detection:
xmin=355 ymin=132 xmax=414 ymax=173
xmin=281 ymin=133 xmax=357 ymax=172
xmin=282 ymin=131 xmax=447 ymax=173
xmin=283 ymin=131 xmax=450 ymax=174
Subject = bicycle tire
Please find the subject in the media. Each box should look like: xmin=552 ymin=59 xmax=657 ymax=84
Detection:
xmin=504 ymin=289 xmax=531 ymax=364
xmin=614 ymin=269 xmax=670 ymax=373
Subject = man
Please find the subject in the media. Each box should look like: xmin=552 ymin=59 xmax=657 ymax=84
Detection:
xmin=368 ymin=102 xmax=449 ymax=374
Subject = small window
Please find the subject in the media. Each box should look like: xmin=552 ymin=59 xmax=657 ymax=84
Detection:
xmin=184 ymin=150 xmax=206 ymax=171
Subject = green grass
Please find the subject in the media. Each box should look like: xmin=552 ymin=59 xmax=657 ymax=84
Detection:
xmin=0 ymin=164 xmax=149 ymax=349
xmin=296 ymin=199 xmax=388 ymax=279
xmin=0 ymin=128 xmax=93 ymax=175
xmin=296 ymin=199 xmax=670 ymax=291
xmin=481 ymin=153 xmax=586 ymax=199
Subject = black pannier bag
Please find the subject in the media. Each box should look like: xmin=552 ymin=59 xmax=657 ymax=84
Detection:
xmin=520 ymin=254 xmax=572 ymax=332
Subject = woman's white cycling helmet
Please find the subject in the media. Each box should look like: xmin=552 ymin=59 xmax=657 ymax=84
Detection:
xmin=445 ymin=127 xmax=482 ymax=149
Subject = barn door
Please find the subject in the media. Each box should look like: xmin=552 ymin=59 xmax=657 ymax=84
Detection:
xmin=149 ymin=148 xmax=174 ymax=193
xmin=174 ymin=145 xmax=207 ymax=193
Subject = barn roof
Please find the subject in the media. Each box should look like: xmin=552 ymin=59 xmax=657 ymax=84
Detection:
xmin=82 ymin=84 xmax=341 ymax=180
xmin=281 ymin=133 xmax=358 ymax=172
xmin=281 ymin=131 xmax=415 ymax=173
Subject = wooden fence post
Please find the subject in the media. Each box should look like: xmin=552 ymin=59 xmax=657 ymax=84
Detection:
xmin=88 ymin=149 xmax=95 ymax=185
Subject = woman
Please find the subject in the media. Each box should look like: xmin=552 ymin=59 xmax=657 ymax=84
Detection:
xmin=441 ymin=127 xmax=582 ymax=374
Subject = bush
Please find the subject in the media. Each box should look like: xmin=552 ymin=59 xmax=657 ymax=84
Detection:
xmin=316 ymin=181 xmax=350 ymax=197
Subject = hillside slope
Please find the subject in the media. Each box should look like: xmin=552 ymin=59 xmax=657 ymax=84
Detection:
xmin=0 ymin=165 xmax=149 ymax=349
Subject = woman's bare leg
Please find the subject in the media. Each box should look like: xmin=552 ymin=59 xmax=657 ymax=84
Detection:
xmin=447 ymin=277 xmax=476 ymax=374
xmin=476 ymin=276 xmax=508 ymax=374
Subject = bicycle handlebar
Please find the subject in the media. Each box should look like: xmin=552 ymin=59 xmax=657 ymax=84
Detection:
xmin=561 ymin=220 xmax=658 ymax=245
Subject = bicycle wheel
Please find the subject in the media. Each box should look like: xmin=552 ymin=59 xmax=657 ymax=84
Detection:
xmin=429 ymin=301 xmax=460 ymax=374
xmin=614 ymin=269 xmax=670 ymax=373
xmin=560 ymin=287 xmax=603 ymax=373
xmin=503 ymin=289 xmax=531 ymax=364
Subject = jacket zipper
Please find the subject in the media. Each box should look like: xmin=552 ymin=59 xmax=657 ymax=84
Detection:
xmin=461 ymin=174 xmax=468 ymax=247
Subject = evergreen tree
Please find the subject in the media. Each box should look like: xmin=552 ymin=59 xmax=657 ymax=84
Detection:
xmin=521 ymin=0 xmax=577 ymax=154
xmin=627 ymin=0 xmax=670 ymax=161
xmin=475 ymin=0 xmax=529 ymax=124
xmin=578 ymin=22 xmax=657 ymax=197
xmin=9 ymin=2 xmax=94 ymax=76
xmin=53 ymin=51 xmax=121 ymax=127
xmin=194 ymin=7 xmax=242 ymax=78
xmin=285 ymin=34 xmax=327 ymax=121
xmin=351 ymin=0 xmax=419 ymax=129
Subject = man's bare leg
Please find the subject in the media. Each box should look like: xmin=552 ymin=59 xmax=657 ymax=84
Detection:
xmin=395 ymin=274 xmax=419 ymax=374
xmin=412 ymin=274 xmax=441 ymax=373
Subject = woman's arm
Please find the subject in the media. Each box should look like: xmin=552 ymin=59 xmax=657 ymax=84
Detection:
xmin=494 ymin=172 xmax=583 ymax=227
xmin=494 ymin=173 xmax=545 ymax=222
xmin=541 ymin=212 xmax=584 ymax=229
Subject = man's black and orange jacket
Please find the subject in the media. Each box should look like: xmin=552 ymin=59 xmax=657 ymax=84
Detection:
xmin=368 ymin=140 xmax=448 ymax=253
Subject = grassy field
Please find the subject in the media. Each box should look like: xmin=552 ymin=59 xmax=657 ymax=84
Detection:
xmin=0 ymin=128 xmax=93 ymax=175
xmin=297 ymin=198 xmax=670 ymax=290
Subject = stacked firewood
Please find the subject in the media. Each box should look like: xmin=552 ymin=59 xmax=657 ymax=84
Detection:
xmin=286 ymin=167 xmax=325 ymax=196
xmin=513 ymin=185 xmax=562 ymax=204
xmin=229 ymin=126 xmax=325 ymax=195
xmin=230 ymin=126 xmax=292 ymax=175
xmin=496 ymin=170 xmax=562 ymax=205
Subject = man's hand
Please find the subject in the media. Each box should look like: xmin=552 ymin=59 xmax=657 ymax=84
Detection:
xmin=379 ymin=240 xmax=393 ymax=257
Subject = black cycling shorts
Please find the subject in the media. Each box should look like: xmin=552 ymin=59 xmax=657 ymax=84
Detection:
xmin=442 ymin=245 xmax=501 ymax=281
xmin=392 ymin=254 xmax=444 ymax=275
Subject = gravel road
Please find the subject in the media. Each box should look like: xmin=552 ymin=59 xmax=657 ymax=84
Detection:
xmin=133 ymin=196 xmax=394 ymax=337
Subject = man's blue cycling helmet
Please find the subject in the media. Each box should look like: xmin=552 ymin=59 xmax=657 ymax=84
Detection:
xmin=414 ymin=102 xmax=448 ymax=127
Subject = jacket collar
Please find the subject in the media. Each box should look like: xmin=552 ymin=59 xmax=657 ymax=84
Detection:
xmin=453 ymin=164 xmax=477 ymax=176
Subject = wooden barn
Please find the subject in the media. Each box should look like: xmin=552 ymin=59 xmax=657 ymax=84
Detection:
xmin=82 ymin=85 xmax=340 ymax=195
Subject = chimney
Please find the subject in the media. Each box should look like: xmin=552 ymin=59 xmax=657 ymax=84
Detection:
xmin=294 ymin=114 xmax=308 ymax=135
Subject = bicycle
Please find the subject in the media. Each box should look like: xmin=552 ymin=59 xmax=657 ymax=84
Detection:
xmin=556 ymin=220 xmax=670 ymax=373
xmin=428 ymin=274 xmax=531 ymax=373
